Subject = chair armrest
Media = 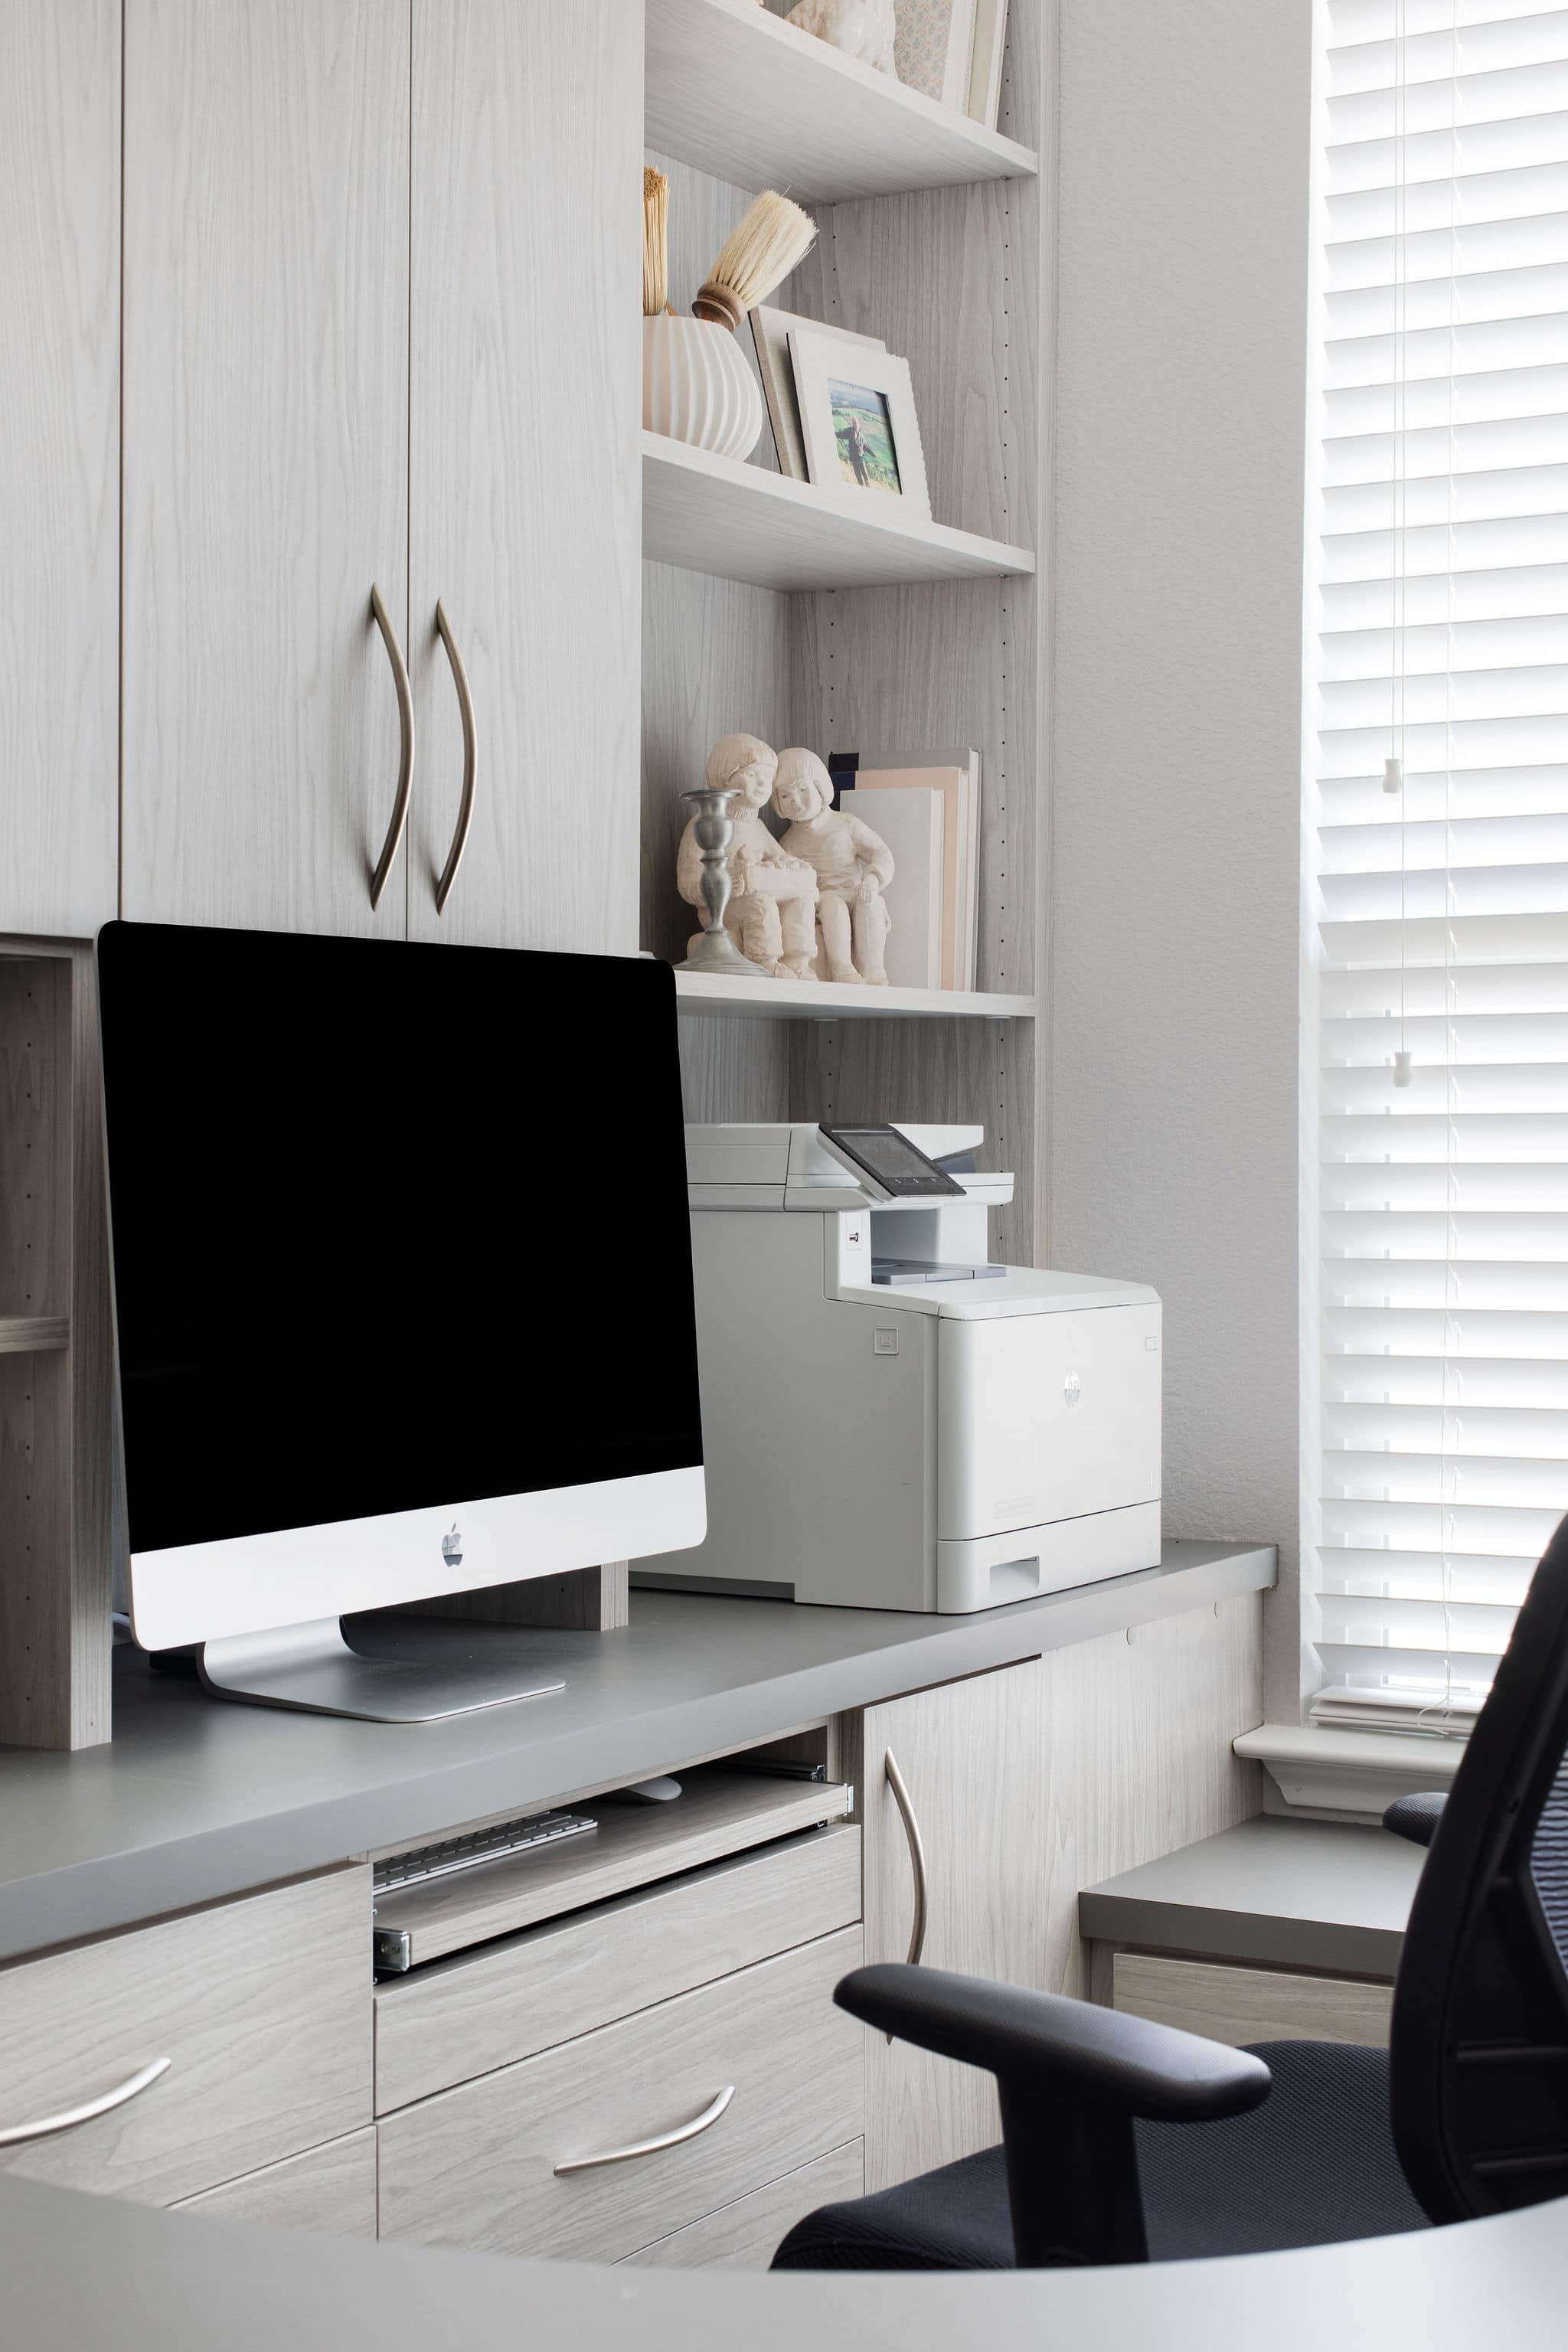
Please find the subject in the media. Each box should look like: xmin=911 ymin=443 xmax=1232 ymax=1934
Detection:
xmin=834 ymin=1964 xmax=1270 ymax=2122
xmin=1383 ymin=1791 xmax=1446 ymax=1847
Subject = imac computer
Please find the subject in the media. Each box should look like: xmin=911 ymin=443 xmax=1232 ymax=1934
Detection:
xmin=96 ymin=921 xmax=705 ymax=1721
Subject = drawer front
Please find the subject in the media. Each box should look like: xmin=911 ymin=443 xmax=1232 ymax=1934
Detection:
xmin=377 ymin=1924 xmax=864 ymax=2261
xmin=377 ymin=1824 xmax=861 ymax=2112
xmin=172 ymin=2128 xmax=376 ymax=2239
xmin=1112 ymin=1952 xmax=1393 ymax=2048
xmin=0 ymin=1867 xmax=371 ymax=2206
xmin=619 ymin=2139 xmax=864 ymax=2271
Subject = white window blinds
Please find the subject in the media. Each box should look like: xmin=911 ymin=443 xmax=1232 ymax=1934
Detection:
xmin=1306 ymin=0 xmax=1568 ymax=1730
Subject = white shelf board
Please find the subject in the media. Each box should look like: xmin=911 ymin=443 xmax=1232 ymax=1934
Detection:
xmin=675 ymin=971 xmax=1037 ymax=1021
xmin=644 ymin=434 xmax=1034 ymax=593
xmin=645 ymin=0 xmax=1038 ymax=201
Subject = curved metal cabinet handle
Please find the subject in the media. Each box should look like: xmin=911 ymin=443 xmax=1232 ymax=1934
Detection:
xmin=553 ymin=2083 xmax=735 ymax=2177
xmin=0 ymin=2056 xmax=171 ymax=2149
xmin=433 ymin=599 xmax=478 ymax=916
xmin=368 ymin=582 xmax=415 ymax=912
xmin=885 ymin=1747 xmax=929 ymax=1968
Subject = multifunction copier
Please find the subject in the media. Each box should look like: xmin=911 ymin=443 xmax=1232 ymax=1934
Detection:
xmin=649 ymin=1121 xmax=1161 ymax=1614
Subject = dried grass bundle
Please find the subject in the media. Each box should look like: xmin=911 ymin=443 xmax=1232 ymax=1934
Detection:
xmin=694 ymin=190 xmax=817 ymax=332
xmin=642 ymin=166 xmax=669 ymax=318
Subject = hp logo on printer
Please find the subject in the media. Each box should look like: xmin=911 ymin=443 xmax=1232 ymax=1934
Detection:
xmin=1063 ymin=1371 xmax=1082 ymax=1407
xmin=441 ymin=1524 xmax=464 ymax=1567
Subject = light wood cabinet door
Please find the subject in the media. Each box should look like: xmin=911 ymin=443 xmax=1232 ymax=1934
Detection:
xmin=0 ymin=0 xmax=120 ymax=938
xmin=121 ymin=0 xmax=412 ymax=938
xmin=0 ymin=1867 xmax=371 ymax=2207
xmin=856 ymin=1658 xmax=1047 ymax=2190
xmin=406 ymin=0 xmax=641 ymax=953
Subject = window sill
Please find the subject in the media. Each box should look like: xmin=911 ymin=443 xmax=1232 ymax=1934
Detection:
xmin=1235 ymin=1723 xmax=1464 ymax=1816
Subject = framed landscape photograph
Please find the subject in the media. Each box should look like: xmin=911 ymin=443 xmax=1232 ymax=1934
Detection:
xmin=750 ymin=307 xmax=887 ymax=482
xmin=788 ymin=328 xmax=930 ymax=520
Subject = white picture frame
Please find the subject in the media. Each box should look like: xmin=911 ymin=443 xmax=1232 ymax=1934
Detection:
xmin=750 ymin=307 xmax=887 ymax=482
xmin=788 ymin=327 xmax=931 ymax=520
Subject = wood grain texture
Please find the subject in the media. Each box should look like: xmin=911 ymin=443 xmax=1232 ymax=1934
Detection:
xmin=408 ymin=0 xmax=641 ymax=952
xmin=1112 ymin=1952 xmax=1393 ymax=2050
xmin=376 ymin=1824 xmax=861 ymax=2111
xmin=0 ymin=960 xmax=70 ymax=1321
xmin=644 ymin=436 xmax=1036 ymax=591
xmin=0 ymin=954 xmax=109 ymax=1748
xmin=0 ymin=0 xmax=119 ymax=938
xmin=854 ymin=1659 xmax=1047 ymax=2191
xmin=642 ymin=557 xmax=799 ymax=964
xmin=1040 ymin=1592 xmax=1264 ymax=2002
xmin=172 ymin=2128 xmax=377 ymax=2239
xmin=645 ymin=0 xmax=1037 ymax=202
xmin=619 ymin=2138 xmax=864 ymax=2269
xmin=0 ymin=1320 xmax=70 ymax=1357
xmin=0 ymin=1867 xmax=372 ymax=2207
xmin=376 ymin=1923 xmax=864 ymax=2259
xmin=121 ymin=0 xmax=411 ymax=936
xmin=789 ymin=1013 xmax=1037 ymax=1269
xmin=679 ymin=1013 xmax=793 ymax=1124
xmin=394 ymin=1561 xmax=629 ymax=1635
xmin=373 ymin=1767 xmax=854 ymax=1965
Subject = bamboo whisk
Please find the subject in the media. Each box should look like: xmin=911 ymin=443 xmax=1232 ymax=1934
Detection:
xmin=693 ymin=190 xmax=817 ymax=332
xmin=642 ymin=166 xmax=669 ymax=318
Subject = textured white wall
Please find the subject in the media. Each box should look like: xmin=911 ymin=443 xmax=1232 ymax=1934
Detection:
xmin=1050 ymin=0 xmax=1312 ymax=1715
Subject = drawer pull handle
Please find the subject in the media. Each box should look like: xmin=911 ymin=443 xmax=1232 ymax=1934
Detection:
xmin=885 ymin=1748 xmax=929 ymax=1968
xmin=0 ymin=2056 xmax=171 ymax=2148
xmin=432 ymin=599 xmax=478 ymax=916
xmin=553 ymin=2083 xmax=735 ymax=2177
xmin=368 ymin=580 xmax=415 ymax=911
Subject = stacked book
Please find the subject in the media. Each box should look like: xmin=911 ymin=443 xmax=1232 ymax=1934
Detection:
xmin=831 ymin=748 xmax=982 ymax=992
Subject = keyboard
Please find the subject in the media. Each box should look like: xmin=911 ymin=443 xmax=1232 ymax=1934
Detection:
xmin=373 ymin=1808 xmax=597 ymax=1893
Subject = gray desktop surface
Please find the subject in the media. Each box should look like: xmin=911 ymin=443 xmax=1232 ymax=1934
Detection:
xmin=0 ymin=1540 xmax=1272 ymax=1961
xmin=1080 ymin=1815 xmax=1426 ymax=1977
xmin=3 ymin=2170 xmax=1566 ymax=2351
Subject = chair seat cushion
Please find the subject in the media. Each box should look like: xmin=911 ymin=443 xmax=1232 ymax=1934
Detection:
xmin=772 ymin=2040 xmax=1432 ymax=2271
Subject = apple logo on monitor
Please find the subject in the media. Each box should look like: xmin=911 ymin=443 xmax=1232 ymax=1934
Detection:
xmin=442 ymin=1524 xmax=463 ymax=1568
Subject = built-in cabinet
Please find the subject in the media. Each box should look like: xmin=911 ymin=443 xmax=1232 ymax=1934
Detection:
xmin=853 ymin=1661 xmax=1047 ymax=2190
xmin=15 ymin=0 xmax=640 ymax=953
xmin=0 ymin=0 xmax=120 ymax=941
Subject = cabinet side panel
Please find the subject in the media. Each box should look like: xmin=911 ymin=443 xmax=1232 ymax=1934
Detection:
xmin=1040 ymin=1592 xmax=1264 ymax=2000
xmin=0 ymin=0 xmax=119 ymax=938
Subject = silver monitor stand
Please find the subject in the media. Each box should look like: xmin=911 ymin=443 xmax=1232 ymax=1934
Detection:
xmin=198 ymin=1617 xmax=564 ymax=1723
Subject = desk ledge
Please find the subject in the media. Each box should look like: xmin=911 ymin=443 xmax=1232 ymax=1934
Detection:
xmin=1236 ymin=1723 xmax=1465 ymax=1818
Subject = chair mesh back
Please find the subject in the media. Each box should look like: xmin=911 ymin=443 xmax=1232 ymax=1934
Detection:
xmin=1390 ymin=1513 xmax=1568 ymax=2223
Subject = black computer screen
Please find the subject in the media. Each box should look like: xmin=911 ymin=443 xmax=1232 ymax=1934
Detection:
xmin=96 ymin=922 xmax=702 ymax=1554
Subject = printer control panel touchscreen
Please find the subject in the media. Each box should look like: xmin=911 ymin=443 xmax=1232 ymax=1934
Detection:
xmin=817 ymin=1122 xmax=968 ymax=1200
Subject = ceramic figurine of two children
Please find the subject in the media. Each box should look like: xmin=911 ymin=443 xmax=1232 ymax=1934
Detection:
xmin=675 ymin=731 xmax=892 ymax=985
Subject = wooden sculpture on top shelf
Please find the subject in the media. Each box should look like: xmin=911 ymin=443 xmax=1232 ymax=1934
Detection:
xmin=772 ymin=746 xmax=893 ymax=986
xmin=676 ymin=733 xmax=821 ymax=979
xmin=785 ymin=0 xmax=897 ymax=75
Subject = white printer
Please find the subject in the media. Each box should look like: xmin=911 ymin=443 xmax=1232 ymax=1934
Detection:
xmin=652 ymin=1121 xmax=1161 ymax=1614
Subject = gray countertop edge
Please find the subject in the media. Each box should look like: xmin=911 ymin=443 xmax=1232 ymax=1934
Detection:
xmin=0 ymin=1543 xmax=1273 ymax=1961
xmin=5 ymin=2170 xmax=1568 ymax=2351
xmin=1076 ymin=1890 xmax=1407 ymax=1978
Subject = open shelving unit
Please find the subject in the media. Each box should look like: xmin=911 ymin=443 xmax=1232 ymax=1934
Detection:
xmin=645 ymin=0 xmax=1039 ymax=201
xmin=642 ymin=0 xmax=1050 ymax=1270
xmin=644 ymin=433 xmax=1035 ymax=592
xmin=675 ymin=972 xmax=1037 ymax=1021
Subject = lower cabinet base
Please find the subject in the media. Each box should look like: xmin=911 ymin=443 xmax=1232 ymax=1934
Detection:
xmin=1106 ymin=1949 xmax=1393 ymax=2049
xmin=618 ymin=2140 xmax=864 ymax=2271
xmin=172 ymin=2127 xmax=377 ymax=2238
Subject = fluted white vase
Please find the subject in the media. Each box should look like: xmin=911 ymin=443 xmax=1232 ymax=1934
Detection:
xmin=642 ymin=314 xmax=763 ymax=462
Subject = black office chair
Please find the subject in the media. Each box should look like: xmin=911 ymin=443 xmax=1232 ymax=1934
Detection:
xmin=775 ymin=1514 xmax=1568 ymax=2269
